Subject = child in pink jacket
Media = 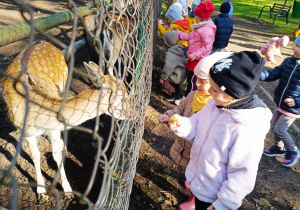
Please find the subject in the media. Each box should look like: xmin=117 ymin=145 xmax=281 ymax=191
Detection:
xmin=260 ymin=36 xmax=289 ymax=64
xmin=176 ymin=1 xmax=216 ymax=100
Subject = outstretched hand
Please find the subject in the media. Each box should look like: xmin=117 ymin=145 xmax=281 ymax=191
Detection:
xmin=207 ymin=205 xmax=215 ymax=210
xmin=188 ymin=54 xmax=195 ymax=61
xmin=157 ymin=19 xmax=163 ymax=26
xmin=158 ymin=114 xmax=170 ymax=123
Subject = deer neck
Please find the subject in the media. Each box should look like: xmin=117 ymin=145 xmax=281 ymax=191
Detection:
xmin=60 ymin=85 xmax=113 ymax=126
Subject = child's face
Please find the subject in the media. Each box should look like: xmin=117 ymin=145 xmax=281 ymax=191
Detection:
xmin=293 ymin=43 xmax=300 ymax=58
xmin=277 ymin=43 xmax=283 ymax=48
xmin=194 ymin=16 xmax=202 ymax=23
xmin=208 ymin=74 xmax=236 ymax=106
xmin=165 ymin=18 xmax=173 ymax=25
xmin=196 ymin=77 xmax=210 ymax=96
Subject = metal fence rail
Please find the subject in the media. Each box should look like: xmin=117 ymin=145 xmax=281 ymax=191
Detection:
xmin=0 ymin=0 xmax=162 ymax=209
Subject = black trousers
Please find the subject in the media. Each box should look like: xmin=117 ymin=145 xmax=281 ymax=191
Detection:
xmin=195 ymin=197 xmax=212 ymax=210
xmin=185 ymin=70 xmax=197 ymax=97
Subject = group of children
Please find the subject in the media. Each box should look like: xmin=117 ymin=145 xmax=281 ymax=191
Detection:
xmin=156 ymin=1 xmax=300 ymax=209
xmin=158 ymin=0 xmax=233 ymax=105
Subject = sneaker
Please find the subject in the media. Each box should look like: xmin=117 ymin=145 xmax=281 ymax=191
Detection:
xmin=263 ymin=145 xmax=286 ymax=157
xmin=282 ymin=149 xmax=300 ymax=167
xmin=178 ymin=194 xmax=195 ymax=210
xmin=165 ymin=91 xmax=181 ymax=102
xmin=165 ymin=95 xmax=175 ymax=102
xmin=174 ymin=96 xmax=185 ymax=106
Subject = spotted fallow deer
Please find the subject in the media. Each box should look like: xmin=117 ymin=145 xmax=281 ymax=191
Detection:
xmin=1 ymin=41 xmax=130 ymax=199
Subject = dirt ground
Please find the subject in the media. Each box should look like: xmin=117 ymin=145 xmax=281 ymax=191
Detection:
xmin=1 ymin=0 xmax=300 ymax=209
xmin=129 ymin=11 xmax=300 ymax=210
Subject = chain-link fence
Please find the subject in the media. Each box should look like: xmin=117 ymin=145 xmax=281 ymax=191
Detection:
xmin=0 ymin=0 xmax=162 ymax=209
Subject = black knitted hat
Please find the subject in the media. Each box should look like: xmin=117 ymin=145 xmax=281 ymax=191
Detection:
xmin=220 ymin=2 xmax=231 ymax=14
xmin=210 ymin=51 xmax=265 ymax=99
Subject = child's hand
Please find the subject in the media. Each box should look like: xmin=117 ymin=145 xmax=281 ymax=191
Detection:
xmin=168 ymin=114 xmax=181 ymax=130
xmin=158 ymin=114 xmax=170 ymax=123
xmin=271 ymin=61 xmax=277 ymax=65
xmin=207 ymin=205 xmax=215 ymax=210
xmin=284 ymin=98 xmax=295 ymax=107
xmin=188 ymin=54 xmax=195 ymax=61
xmin=157 ymin=19 xmax=163 ymax=26
xmin=160 ymin=79 xmax=164 ymax=84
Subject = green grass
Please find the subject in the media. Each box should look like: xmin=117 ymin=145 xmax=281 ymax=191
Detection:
xmin=213 ymin=0 xmax=299 ymax=36
xmin=161 ymin=0 xmax=300 ymax=37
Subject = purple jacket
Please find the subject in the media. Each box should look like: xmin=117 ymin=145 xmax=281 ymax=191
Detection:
xmin=177 ymin=20 xmax=216 ymax=60
xmin=173 ymin=99 xmax=272 ymax=209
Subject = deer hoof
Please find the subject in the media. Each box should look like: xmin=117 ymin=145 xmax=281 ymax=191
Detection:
xmin=65 ymin=192 xmax=74 ymax=199
xmin=38 ymin=193 xmax=49 ymax=202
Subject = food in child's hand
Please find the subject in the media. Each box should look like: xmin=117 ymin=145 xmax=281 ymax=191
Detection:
xmin=170 ymin=117 xmax=178 ymax=123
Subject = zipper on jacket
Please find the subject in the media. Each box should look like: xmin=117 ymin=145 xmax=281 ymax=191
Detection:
xmin=278 ymin=60 xmax=300 ymax=107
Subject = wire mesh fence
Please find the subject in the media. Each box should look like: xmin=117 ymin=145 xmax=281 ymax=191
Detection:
xmin=0 ymin=0 xmax=162 ymax=209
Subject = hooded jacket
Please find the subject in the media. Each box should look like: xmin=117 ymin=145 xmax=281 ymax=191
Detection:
xmin=166 ymin=91 xmax=211 ymax=168
xmin=177 ymin=20 xmax=216 ymax=60
xmin=165 ymin=91 xmax=196 ymax=167
xmin=161 ymin=44 xmax=187 ymax=84
xmin=173 ymin=99 xmax=272 ymax=209
xmin=158 ymin=19 xmax=190 ymax=47
xmin=260 ymin=57 xmax=300 ymax=114
xmin=213 ymin=13 xmax=233 ymax=48
xmin=260 ymin=37 xmax=282 ymax=63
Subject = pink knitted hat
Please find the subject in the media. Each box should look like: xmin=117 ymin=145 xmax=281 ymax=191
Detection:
xmin=277 ymin=36 xmax=289 ymax=47
xmin=194 ymin=52 xmax=233 ymax=79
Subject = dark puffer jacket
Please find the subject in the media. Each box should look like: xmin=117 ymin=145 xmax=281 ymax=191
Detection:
xmin=213 ymin=13 xmax=233 ymax=48
xmin=260 ymin=57 xmax=300 ymax=114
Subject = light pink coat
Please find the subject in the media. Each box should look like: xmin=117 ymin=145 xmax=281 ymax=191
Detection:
xmin=173 ymin=99 xmax=272 ymax=209
xmin=177 ymin=21 xmax=216 ymax=60
xmin=260 ymin=37 xmax=282 ymax=63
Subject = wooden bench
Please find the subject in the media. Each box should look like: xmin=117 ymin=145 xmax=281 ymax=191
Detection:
xmin=258 ymin=3 xmax=292 ymax=25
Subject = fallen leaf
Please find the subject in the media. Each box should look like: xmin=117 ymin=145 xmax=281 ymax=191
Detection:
xmin=148 ymin=181 xmax=153 ymax=187
xmin=148 ymin=167 xmax=154 ymax=175
xmin=258 ymin=198 xmax=271 ymax=207
xmin=253 ymin=198 xmax=260 ymax=208
xmin=161 ymin=191 xmax=178 ymax=205
xmin=161 ymin=200 xmax=172 ymax=209
xmin=260 ymin=189 xmax=270 ymax=195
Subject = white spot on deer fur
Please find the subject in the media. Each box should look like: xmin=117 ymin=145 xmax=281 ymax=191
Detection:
xmin=12 ymin=107 xmax=18 ymax=114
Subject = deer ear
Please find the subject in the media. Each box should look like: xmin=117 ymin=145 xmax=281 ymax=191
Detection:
xmin=83 ymin=61 xmax=103 ymax=87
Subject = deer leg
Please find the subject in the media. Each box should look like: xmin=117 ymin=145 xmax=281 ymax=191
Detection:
xmin=25 ymin=136 xmax=48 ymax=198
xmin=117 ymin=57 xmax=122 ymax=79
xmin=48 ymin=130 xmax=73 ymax=197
